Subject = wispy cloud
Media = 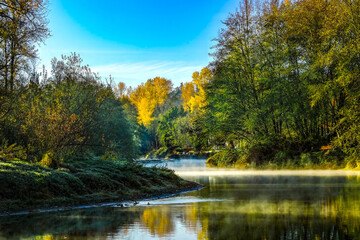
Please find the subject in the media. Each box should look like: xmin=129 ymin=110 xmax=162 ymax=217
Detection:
xmin=92 ymin=61 xmax=204 ymax=87
xmin=39 ymin=49 xmax=134 ymax=55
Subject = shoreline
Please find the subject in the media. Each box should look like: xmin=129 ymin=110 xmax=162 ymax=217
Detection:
xmin=0 ymin=180 xmax=203 ymax=217
xmin=137 ymin=158 xmax=359 ymax=171
xmin=0 ymin=158 xmax=203 ymax=215
xmin=176 ymin=169 xmax=360 ymax=177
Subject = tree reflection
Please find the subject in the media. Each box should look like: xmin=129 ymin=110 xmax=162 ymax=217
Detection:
xmin=141 ymin=207 xmax=174 ymax=237
xmin=183 ymin=205 xmax=209 ymax=240
xmin=1 ymin=175 xmax=360 ymax=240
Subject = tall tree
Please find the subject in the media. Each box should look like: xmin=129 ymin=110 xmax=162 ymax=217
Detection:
xmin=0 ymin=0 xmax=49 ymax=91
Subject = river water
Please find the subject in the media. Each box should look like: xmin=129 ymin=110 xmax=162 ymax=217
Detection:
xmin=1 ymin=159 xmax=360 ymax=240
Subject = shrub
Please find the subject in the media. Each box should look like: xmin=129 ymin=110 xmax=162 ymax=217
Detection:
xmin=207 ymin=148 xmax=242 ymax=167
xmin=39 ymin=152 xmax=61 ymax=169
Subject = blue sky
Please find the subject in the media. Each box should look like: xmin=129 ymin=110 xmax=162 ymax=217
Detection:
xmin=38 ymin=0 xmax=239 ymax=87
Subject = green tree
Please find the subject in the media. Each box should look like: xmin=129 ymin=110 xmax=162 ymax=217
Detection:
xmin=157 ymin=106 xmax=192 ymax=150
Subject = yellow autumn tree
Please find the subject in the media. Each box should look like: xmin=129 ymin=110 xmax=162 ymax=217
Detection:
xmin=130 ymin=77 xmax=172 ymax=126
xmin=181 ymin=67 xmax=211 ymax=113
xmin=181 ymin=82 xmax=195 ymax=111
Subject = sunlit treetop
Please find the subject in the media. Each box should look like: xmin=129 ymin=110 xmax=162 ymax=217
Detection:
xmin=130 ymin=77 xmax=173 ymax=126
xmin=182 ymin=67 xmax=211 ymax=113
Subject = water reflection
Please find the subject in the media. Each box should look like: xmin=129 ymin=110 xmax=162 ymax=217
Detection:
xmin=141 ymin=207 xmax=174 ymax=237
xmin=1 ymin=159 xmax=360 ymax=239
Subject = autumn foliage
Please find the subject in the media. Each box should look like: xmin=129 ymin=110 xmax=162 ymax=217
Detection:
xmin=130 ymin=77 xmax=172 ymax=126
xmin=181 ymin=68 xmax=211 ymax=113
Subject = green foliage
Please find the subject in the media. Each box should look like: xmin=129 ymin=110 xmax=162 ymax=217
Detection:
xmin=204 ymin=0 xmax=360 ymax=166
xmin=207 ymin=149 xmax=242 ymax=167
xmin=154 ymin=147 xmax=169 ymax=159
xmin=157 ymin=106 xmax=191 ymax=150
xmin=1 ymin=53 xmax=139 ymax=165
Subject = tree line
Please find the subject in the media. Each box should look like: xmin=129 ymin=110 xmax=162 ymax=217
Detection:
xmin=0 ymin=0 xmax=359 ymax=167
xmin=123 ymin=0 xmax=359 ymax=166
xmin=204 ymin=0 xmax=360 ymax=166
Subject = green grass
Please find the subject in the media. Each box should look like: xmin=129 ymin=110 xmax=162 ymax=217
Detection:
xmin=0 ymin=156 xmax=199 ymax=213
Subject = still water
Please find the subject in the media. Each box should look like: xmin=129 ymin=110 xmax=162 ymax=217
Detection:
xmin=1 ymin=159 xmax=360 ymax=240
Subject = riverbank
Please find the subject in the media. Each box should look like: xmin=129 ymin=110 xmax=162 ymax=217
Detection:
xmin=206 ymin=148 xmax=358 ymax=170
xmin=0 ymin=157 xmax=201 ymax=214
xmin=145 ymin=147 xmax=214 ymax=160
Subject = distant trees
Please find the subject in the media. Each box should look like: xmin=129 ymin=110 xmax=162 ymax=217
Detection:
xmin=130 ymin=77 xmax=173 ymax=126
xmin=124 ymin=68 xmax=213 ymax=155
xmin=181 ymin=68 xmax=210 ymax=113
xmin=180 ymin=68 xmax=212 ymax=151
xmin=157 ymin=106 xmax=189 ymax=150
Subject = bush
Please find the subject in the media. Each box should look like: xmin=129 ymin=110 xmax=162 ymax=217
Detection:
xmin=38 ymin=152 xmax=61 ymax=169
xmin=207 ymin=148 xmax=242 ymax=167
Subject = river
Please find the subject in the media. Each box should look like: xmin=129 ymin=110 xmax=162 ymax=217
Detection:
xmin=1 ymin=159 xmax=360 ymax=239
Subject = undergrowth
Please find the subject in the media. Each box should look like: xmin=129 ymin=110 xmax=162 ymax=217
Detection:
xmin=207 ymin=142 xmax=348 ymax=169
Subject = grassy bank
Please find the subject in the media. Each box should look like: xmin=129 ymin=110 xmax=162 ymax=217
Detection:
xmin=206 ymin=147 xmax=356 ymax=170
xmin=0 ymin=156 xmax=200 ymax=213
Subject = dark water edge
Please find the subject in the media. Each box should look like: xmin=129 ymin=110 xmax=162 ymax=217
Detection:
xmin=0 ymin=180 xmax=202 ymax=217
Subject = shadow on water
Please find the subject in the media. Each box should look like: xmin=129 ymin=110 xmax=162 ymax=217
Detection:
xmin=1 ymin=159 xmax=360 ymax=239
xmin=0 ymin=207 xmax=141 ymax=239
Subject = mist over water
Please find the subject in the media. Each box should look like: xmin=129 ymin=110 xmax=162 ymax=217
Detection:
xmin=142 ymin=158 xmax=208 ymax=171
xmin=146 ymin=158 xmax=360 ymax=176
xmin=1 ymin=158 xmax=360 ymax=239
